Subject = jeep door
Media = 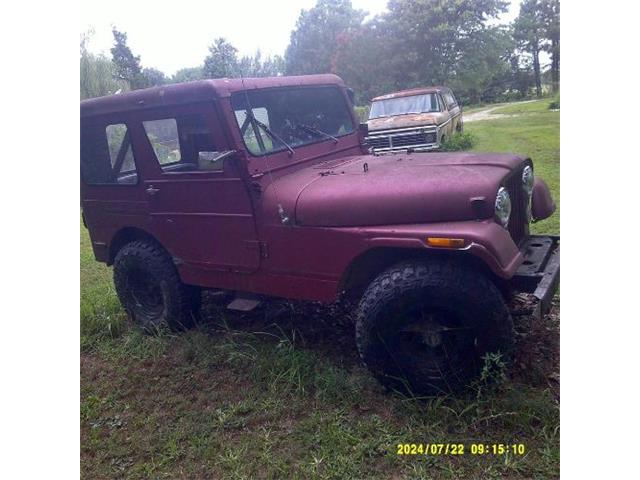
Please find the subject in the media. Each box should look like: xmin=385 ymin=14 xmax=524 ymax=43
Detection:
xmin=134 ymin=102 xmax=261 ymax=272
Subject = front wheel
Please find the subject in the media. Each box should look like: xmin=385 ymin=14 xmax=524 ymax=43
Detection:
xmin=355 ymin=260 xmax=513 ymax=395
xmin=113 ymin=240 xmax=200 ymax=332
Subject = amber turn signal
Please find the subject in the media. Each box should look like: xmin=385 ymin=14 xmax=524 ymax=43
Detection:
xmin=426 ymin=237 xmax=466 ymax=248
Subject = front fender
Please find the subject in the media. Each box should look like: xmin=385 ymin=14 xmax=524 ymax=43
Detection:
xmin=360 ymin=220 xmax=523 ymax=279
xmin=532 ymin=177 xmax=556 ymax=221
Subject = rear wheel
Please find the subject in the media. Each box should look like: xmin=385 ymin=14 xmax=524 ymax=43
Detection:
xmin=355 ymin=259 xmax=513 ymax=395
xmin=113 ymin=240 xmax=200 ymax=332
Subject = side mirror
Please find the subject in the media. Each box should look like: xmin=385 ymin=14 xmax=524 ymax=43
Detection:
xmin=198 ymin=150 xmax=236 ymax=171
xmin=358 ymin=123 xmax=369 ymax=136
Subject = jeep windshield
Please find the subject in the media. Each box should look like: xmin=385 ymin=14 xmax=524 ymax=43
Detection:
xmin=369 ymin=94 xmax=439 ymax=119
xmin=231 ymin=86 xmax=354 ymax=156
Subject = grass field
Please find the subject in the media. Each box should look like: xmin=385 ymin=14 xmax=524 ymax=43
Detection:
xmin=81 ymin=99 xmax=560 ymax=479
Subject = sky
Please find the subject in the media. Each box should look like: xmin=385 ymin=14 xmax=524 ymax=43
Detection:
xmin=81 ymin=0 xmax=522 ymax=76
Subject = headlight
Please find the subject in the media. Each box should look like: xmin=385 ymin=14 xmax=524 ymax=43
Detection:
xmin=495 ymin=187 xmax=511 ymax=228
xmin=522 ymin=165 xmax=534 ymax=222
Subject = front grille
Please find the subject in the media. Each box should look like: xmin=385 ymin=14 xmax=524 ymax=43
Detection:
xmin=504 ymin=167 xmax=529 ymax=245
xmin=366 ymin=136 xmax=391 ymax=149
xmin=366 ymin=129 xmax=437 ymax=152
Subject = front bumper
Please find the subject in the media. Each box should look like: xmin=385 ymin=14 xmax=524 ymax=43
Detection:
xmin=511 ymin=235 xmax=560 ymax=319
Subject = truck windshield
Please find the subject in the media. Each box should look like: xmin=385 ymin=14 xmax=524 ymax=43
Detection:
xmin=231 ymin=86 xmax=354 ymax=156
xmin=369 ymin=94 xmax=439 ymax=119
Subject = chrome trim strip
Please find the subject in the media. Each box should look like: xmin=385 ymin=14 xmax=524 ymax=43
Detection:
xmin=371 ymin=142 xmax=438 ymax=153
xmin=366 ymin=125 xmax=438 ymax=136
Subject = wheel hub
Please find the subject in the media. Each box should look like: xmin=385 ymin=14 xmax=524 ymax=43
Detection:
xmin=401 ymin=320 xmax=444 ymax=348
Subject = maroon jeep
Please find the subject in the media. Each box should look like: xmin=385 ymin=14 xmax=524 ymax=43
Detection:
xmin=81 ymin=74 xmax=559 ymax=395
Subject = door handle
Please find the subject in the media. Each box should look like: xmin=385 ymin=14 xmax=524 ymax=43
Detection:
xmin=146 ymin=185 xmax=160 ymax=196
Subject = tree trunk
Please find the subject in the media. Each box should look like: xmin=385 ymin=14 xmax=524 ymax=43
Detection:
xmin=532 ymin=42 xmax=542 ymax=97
xmin=551 ymin=39 xmax=560 ymax=93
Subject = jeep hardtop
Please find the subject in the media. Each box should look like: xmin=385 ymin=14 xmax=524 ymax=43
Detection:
xmin=81 ymin=74 xmax=559 ymax=395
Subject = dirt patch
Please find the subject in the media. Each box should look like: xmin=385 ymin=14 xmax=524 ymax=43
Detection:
xmin=464 ymin=100 xmax=536 ymax=122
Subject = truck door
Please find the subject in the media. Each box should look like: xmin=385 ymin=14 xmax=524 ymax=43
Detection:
xmin=134 ymin=102 xmax=261 ymax=273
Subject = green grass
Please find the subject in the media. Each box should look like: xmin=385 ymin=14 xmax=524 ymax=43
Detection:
xmin=81 ymin=100 xmax=560 ymax=479
xmin=490 ymin=99 xmax=556 ymax=116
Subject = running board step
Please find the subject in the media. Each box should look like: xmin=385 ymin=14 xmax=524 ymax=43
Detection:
xmin=227 ymin=294 xmax=262 ymax=312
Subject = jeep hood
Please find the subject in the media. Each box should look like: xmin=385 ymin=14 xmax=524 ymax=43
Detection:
xmin=262 ymin=152 xmax=526 ymax=227
xmin=367 ymin=112 xmax=439 ymax=131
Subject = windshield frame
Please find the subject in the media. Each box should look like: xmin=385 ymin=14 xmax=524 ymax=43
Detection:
xmin=231 ymin=85 xmax=356 ymax=158
xmin=368 ymin=93 xmax=441 ymax=120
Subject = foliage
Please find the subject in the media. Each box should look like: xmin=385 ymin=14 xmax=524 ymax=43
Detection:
xmin=140 ymin=67 xmax=167 ymax=88
xmin=80 ymin=31 xmax=128 ymax=100
xmin=203 ymin=38 xmax=240 ymax=78
xmin=512 ymin=0 xmax=559 ymax=97
xmin=539 ymin=0 xmax=560 ymax=92
xmin=238 ymin=50 xmax=286 ymax=77
xmin=353 ymin=105 xmax=370 ymax=123
xmin=109 ymin=28 xmax=167 ymax=90
xmin=110 ymin=28 xmax=144 ymax=89
xmin=285 ymin=0 xmax=366 ymax=75
xmin=170 ymin=66 xmax=205 ymax=84
xmin=548 ymin=95 xmax=560 ymax=110
xmin=440 ymin=131 xmax=476 ymax=151
xmin=82 ymin=0 xmax=559 ymax=105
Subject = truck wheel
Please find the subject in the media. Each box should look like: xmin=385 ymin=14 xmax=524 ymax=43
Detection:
xmin=355 ymin=260 xmax=513 ymax=395
xmin=113 ymin=240 xmax=200 ymax=332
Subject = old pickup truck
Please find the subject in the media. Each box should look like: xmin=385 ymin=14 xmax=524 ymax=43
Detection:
xmin=81 ymin=74 xmax=558 ymax=395
xmin=365 ymin=86 xmax=463 ymax=153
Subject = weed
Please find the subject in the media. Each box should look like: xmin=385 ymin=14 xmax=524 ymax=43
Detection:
xmin=440 ymin=131 xmax=476 ymax=151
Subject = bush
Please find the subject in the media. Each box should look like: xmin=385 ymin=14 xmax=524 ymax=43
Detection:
xmin=440 ymin=131 xmax=476 ymax=151
xmin=548 ymin=95 xmax=560 ymax=110
xmin=353 ymin=105 xmax=370 ymax=123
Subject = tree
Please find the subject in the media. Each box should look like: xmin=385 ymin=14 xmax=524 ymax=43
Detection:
xmin=203 ymin=38 xmax=239 ymax=78
xmin=170 ymin=66 xmax=205 ymax=83
xmin=108 ymin=27 xmax=169 ymax=90
xmin=110 ymin=27 xmax=145 ymax=89
xmin=140 ymin=67 xmax=167 ymax=88
xmin=238 ymin=50 xmax=285 ymax=77
xmin=80 ymin=30 xmax=128 ymax=99
xmin=260 ymin=55 xmax=285 ymax=77
xmin=332 ymin=19 xmax=395 ymax=103
xmin=513 ymin=0 xmax=547 ymax=97
xmin=332 ymin=0 xmax=509 ymax=104
xmin=539 ymin=0 xmax=560 ymax=93
xmin=285 ymin=0 xmax=366 ymax=75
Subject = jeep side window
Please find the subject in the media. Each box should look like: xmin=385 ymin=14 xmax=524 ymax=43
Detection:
xmin=142 ymin=118 xmax=182 ymax=166
xmin=80 ymin=122 xmax=138 ymax=185
xmin=143 ymin=115 xmax=228 ymax=172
